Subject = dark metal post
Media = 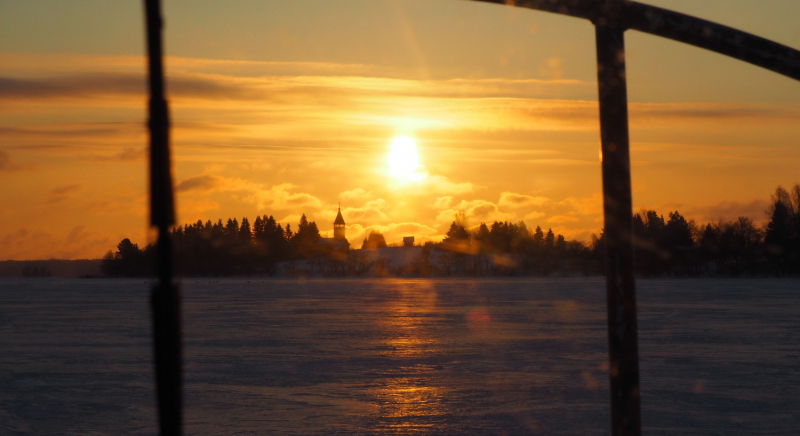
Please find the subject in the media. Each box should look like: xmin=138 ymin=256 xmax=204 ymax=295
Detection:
xmin=594 ymin=2 xmax=642 ymax=435
xmin=144 ymin=0 xmax=181 ymax=434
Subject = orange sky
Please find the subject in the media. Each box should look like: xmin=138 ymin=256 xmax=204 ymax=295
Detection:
xmin=2 ymin=0 xmax=800 ymax=260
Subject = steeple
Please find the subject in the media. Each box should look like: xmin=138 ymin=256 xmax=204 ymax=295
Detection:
xmin=333 ymin=204 xmax=346 ymax=240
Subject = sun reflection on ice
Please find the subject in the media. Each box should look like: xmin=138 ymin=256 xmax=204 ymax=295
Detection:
xmin=370 ymin=280 xmax=445 ymax=432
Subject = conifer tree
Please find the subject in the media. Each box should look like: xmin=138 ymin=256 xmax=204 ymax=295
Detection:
xmin=545 ymin=229 xmax=555 ymax=247
xmin=533 ymin=226 xmax=544 ymax=245
xmin=239 ymin=217 xmax=252 ymax=241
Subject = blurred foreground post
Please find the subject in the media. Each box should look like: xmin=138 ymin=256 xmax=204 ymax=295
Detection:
xmin=144 ymin=0 xmax=181 ymax=434
xmin=595 ymin=2 xmax=641 ymax=435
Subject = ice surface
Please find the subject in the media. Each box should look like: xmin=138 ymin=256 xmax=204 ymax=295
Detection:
xmin=0 ymin=278 xmax=798 ymax=435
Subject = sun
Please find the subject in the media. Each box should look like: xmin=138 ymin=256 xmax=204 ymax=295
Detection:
xmin=387 ymin=135 xmax=427 ymax=184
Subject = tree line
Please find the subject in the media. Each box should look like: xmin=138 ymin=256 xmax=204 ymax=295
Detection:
xmin=101 ymin=214 xmax=327 ymax=276
xmin=624 ymin=184 xmax=799 ymax=276
xmin=102 ymin=184 xmax=800 ymax=277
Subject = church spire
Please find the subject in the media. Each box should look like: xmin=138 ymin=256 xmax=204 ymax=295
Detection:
xmin=334 ymin=204 xmax=346 ymax=239
xmin=334 ymin=206 xmax=345 ymax=225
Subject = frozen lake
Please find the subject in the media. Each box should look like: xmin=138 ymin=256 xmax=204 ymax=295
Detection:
xmin=1 ymin=278 xmax=798 ymax=435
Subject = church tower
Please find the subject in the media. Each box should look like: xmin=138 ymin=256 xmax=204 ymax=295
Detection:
xmin=334 ymin=205 xmax=346 ymax=240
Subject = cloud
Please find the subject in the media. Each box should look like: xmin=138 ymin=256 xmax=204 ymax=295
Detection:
xmin=315 ymin=199 xmax=392 ymax=230
xmin=524 ymin=211 xmax=545 ymax=220
xmin=47 ymin=184 xmax=83 ymax=204
xmin=557 ymin=192 xmax=604 ymax=217
xmin=0 ymin=71 xmax=371 ymax=106
xmin=88 ymin=147 xmax=145 ymax=162
xmin=546 ymin=215 xmax=580 ymax=224
xmin=0 ymin=74 xmax=145 ymax=100
xmin=51 ymin=184 xmax=82 ymax=195
xmin=342 ymin=199 xmax=390 ymax=223
xmin=498 ymin=192 xmax=551 ymax=208
xmin=390 ymin=176 xmax=474 ymax=197
xmin=278 ymin=214 xmax=303 ymax=227
xmin=436 ymin=199 xmax=515 ymax=224
xmin=175 ymin=173 xmax=322 ymax=212
xmin=419 ymin=175 xmax=475 ymax=195
xmin=175 ymin=174 xmax=223 ymax=193
xmin=0 ymin=72 xmax=271 ymax=102
xmin=684 ymin=199 xmax=770 ymax=224
xmin=468 ymin=202 xmax=515 ymax=223
xmin=339 ymin=188 xmax=371 ymax=201
xmin=0 ymin=150 xmax=32 ymax=172
xmin=1 ymin=57 xmax=797 ymax=142
xmin=629 ymin=102 xmax=800 ymax=123
xmin=245 ymin=183 xmax=323 ymax=211
xmin=432 ymin=196 xmax=453 ymax=209
xmin=84 ymin=199 xmax=146 ymax=217
xmin=0 ymin=124 xmax=147 ymax=160
xmin=203 ymin=163 xmax=226 ymax=173
xmin=0 ymin=226 xmax=114 ymax=260
xmin=4 ymin=65 xmax=797 ymax=156
xmin=64 ymin=225 xmax=85 ymax=244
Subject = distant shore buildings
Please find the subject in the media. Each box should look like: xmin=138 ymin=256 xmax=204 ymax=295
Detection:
xmin=316 ymin=205 xmax=420 ymax=274
xmin=320 ymin=205 xmax=416 ymax=250
xmin=97 ymin=183 xmax=800 ymax=278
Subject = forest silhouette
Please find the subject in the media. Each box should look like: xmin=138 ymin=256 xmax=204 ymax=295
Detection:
xmin=102 ymin=185 xmax=800 ymax=277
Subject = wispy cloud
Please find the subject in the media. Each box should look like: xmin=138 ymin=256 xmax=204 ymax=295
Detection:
xmin=498 ymin=192 xmax=551 ymax=208
xmin=339 ymin=187 xmax=371 ymax=201
xmin=0 ymin=74 xmax=145 ymax=100
xmin=0 ymin=150 xmax=33 ymax=172
xmin=175 ymin=174 xmax=223 ymax=193
xmin=408 ymin=175 xmax=475 ymax=195
xmin=0 ymin=225 xmax=114 ymax=260
xmin=88 ymin=147 xmax=145 ymax=162
xmin=436 ymin=199 xmax=515 ymax=225
xmin=315 ymin=199 xmax=391 ymax=224
xmin=684 ymin=199 xmax=770 ymax=224
xmin=245 ymin=184 xmax=323 ymax=211
xmin=431 ymin=196 xmax=453 ymax=209
xmin=175 ymin=173 xmax=324 ymax=211
xmin=47 ymin=184 xmax=82 ymax=204
xmin=546 ymin=215 xmax=580 ymax=224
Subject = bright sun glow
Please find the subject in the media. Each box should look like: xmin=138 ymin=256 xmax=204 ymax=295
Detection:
xmin=387 ymin=135 xmax=427 ymax=184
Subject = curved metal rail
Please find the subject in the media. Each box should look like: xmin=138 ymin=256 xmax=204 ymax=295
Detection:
xmin=143 ymin=1 xmax=800 ymax=435
xmin=471 ymin=0 xmax=800 ymax=81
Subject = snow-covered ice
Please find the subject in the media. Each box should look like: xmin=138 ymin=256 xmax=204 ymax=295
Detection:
xmin=0 ymin=277 xmax=798 ymax=435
